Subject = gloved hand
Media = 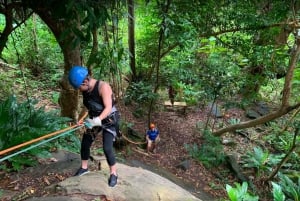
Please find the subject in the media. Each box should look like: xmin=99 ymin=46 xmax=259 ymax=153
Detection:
xmin=85 ymin=117 xmax=102 ymax=129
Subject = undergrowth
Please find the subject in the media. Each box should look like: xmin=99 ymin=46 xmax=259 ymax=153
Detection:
xmin=0 ymin=95 xmax=80 ymax=171
xmin=184 ymin=117 xmax=300 ymax=201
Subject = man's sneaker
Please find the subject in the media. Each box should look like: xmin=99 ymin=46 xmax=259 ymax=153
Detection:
xmin=74 ymin=168 xmax=89 ymax=176
xmin=108 ymin=174 xmax=118 ymax=187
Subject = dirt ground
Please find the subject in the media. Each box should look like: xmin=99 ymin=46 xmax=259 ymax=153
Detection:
xmin=116 ymin=102 xmax=242 ymax=200
xmin=0 ymin=101 xmax=250 ymax=201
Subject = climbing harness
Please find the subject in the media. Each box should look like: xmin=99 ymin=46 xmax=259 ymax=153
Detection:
xmin=0 ymin=113 xmax=88 ymax=162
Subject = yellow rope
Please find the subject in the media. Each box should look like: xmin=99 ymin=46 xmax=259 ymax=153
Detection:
xmin=0 ymin=112 xmax=88 ymax=156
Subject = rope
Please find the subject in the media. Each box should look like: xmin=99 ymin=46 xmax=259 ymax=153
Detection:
xmin=0 ymin=112 xmax=88 ymax=160
xmin=0 ymin=110 xmax=148 ymax=161
xmin=0 ymin=126 xmax=83 ymax=162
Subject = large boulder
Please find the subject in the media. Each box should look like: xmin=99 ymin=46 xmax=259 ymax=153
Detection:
xmin=26 ymin=155 xmax=203 ymax=201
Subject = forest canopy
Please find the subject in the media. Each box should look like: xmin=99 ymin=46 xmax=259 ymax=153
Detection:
xmin=0 ymin=1 xmax=300 ymax=200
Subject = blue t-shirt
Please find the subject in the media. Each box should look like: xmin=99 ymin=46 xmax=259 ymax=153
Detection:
xmin=147 ymin=129 xmax=159 ymax=141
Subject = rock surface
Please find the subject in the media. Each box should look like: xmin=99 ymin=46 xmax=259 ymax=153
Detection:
xmin=24 ymin=151 xmax=204 ymax=201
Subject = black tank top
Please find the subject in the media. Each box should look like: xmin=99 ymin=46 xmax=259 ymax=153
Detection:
xmin=82 ymin=80 xmax=103 ymax=118
xmin=82 ymin=80 xmax=115 ymax=118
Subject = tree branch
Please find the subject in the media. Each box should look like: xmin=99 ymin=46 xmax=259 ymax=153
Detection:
xmin=199 ymin=21 xmax=300 ymax=38
xmin=213 ymin=37 xmax=300 ymax=136
xmin=213 ymin=104 xmax=300 ymax=136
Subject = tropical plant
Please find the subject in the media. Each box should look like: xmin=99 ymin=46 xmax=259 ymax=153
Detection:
xmin=0 ymin=69 xmax=15 ymax=100
xmin=124 ymin=81 xmax=159 ymax=106
xmin=0 ymin=95 xmax=77 ymax=171
xmin=185 ymin=130 xmax=225 ymax=168
xmin=241 ymin=146 xmax=283 ymax=177
xmin=226 ymin=182 xmax=259 ymax=201
xmin=272 ymin=182 xmax=286 ymax=201
xmin=3 ymin=15 xmax=63 ymax=75
xmin=197 ymin=38 xmax=243 ymax=101
xmin=277 ymin=172 xmax=300 ymax=201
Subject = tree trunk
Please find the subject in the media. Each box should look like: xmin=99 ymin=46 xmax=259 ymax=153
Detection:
xmin=127 ymin=0 xmax=136 ymax=81
xmin=59 ymin=44 xmax=81 ymax=120
xmin=86 ymin=28 xmax=99 ymax=75
xmin=34 ymin=10 xmax=82 ymax=120
xmin=0 ymin=9 xmax=12 ymax=56
xmin=32 ymin=14 xmax=38 ymax=52
xmin=147 ymin=0 xmax=171 ymax=125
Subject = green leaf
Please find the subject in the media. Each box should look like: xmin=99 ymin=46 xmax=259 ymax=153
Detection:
xmin=272 ymin=182 xmax=286 ymax=201
xmin=226 ymin=184 xmax=238 ymax=201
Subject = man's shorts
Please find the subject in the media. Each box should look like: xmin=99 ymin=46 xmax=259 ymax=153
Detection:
xmin=148 ymin=136 xmax=160 ymax=145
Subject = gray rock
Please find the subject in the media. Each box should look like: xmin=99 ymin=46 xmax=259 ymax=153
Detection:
xmin=26 ymin=197 xmax=84 ymax=201
xmin=176 ymin=159 xmax=191 ymax=171
xmin=245 ymin=109 xmax=260 ymax=119
xmin=245 ymin=102 xmax=271 ymax=119
xmin=255 ymin=101 xmax=270 ymax=116
xmin=208 ymin=102 xmax=223 ymax=118
xmin=26 ymin=156 xmax=203 ymax=201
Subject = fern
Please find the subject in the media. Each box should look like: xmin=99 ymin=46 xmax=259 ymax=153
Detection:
xmin=0 ymin=95 xmax=77 ymax=171
xmin=272 ymin=182 xmax=286 ymax=201
xmin=185 ymin=130 xmax=225 ymax=168
xmin=278 ymin=172 xmax=300 ymax=201
xmin=242 ymin=146 xmax=283 ymax=177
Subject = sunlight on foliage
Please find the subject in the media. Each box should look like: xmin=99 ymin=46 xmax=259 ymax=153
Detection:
xmin=260 ymin=78 xmax=284 ymax=104
xmin=3 ymin=14 xmax=63 ymax=73
xmin=226 ymin=182 xmax=259 ymax=201
xmin=292 ymin=68 xmax=300 ymax=103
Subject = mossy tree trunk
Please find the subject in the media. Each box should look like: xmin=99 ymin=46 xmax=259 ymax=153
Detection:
xmin=33 ymin=8 xmax=82 ymax=120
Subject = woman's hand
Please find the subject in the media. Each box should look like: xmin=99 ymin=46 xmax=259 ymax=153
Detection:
xmin=77 ymin=119 xmax=84 ymax=126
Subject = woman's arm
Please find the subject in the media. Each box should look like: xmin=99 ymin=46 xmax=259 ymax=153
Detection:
xmin=98 ymin=81 xmax=113 ymax=121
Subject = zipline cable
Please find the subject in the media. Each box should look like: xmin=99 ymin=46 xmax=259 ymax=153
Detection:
xmin=0 ymin=112 xmax=88 ymax=159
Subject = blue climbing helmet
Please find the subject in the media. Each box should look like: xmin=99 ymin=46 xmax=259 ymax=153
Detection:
xmin=68 ymin=66 xmax=88 ymax=89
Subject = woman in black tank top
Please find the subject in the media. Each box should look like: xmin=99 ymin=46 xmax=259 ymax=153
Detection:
xmin=68 ymin=66 xmax=120 ymax=187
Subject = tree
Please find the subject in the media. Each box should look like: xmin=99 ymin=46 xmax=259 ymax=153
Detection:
xmin=1 ymin=0 xmax=300 ymax=126
xmin=0 ymin=1 xmax=32 ymax=58
xmin=214 ymin=35 xmax=300 ymax=136
xmin=28 ymin=1 xmax=82 ymax=120
xmin=0 ymin=0 xmax=112 ymax=120
xmin=127 ymin=0 xmax=136 ymax=81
